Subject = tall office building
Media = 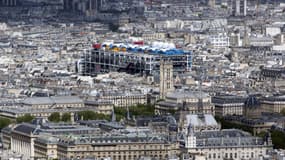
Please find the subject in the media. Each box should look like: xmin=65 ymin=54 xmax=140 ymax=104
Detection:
xmin=159 ymin=60 xmax=174 ymax=99
xmin=1 ymin=0 xmax=17 ymax=6
xmin=91 ymin=0 xmax=103 ymax=12
xmin=232 ymin=0 xmax=247 ymax=16
xmin=208 ymin=0 xmax=216 ymax=8
xmin=63 ymin=0 xmax=102 ymax=14
xmin=63 ymin=0 xmax=72 ymax=10
xmin=240 ymin=0 xmax=247 ymax=16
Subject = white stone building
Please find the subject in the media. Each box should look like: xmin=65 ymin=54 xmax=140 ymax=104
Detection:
xmin=183 ymin=115 xmax=272 ymax=160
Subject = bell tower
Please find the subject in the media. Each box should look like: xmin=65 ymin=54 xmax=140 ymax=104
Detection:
xmin=159 ymin=59 xmax=174 ymax=99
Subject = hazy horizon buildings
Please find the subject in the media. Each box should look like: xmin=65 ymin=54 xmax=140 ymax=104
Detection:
xmin=232 ymin=0 xmax=247 ymax=16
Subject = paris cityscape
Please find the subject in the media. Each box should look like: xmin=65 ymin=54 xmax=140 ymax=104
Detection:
xmin=0 ymin=0 xmax=285 ymax=160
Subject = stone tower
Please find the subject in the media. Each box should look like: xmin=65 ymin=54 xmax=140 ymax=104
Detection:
xmin=160 ymin=59 xmax=174 ymax=99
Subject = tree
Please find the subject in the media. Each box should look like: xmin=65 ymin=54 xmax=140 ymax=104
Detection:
xmin=257 ymin=131 xmax=267 ymax=138
xmin=114 ymin=104 xmax=155 ymax=121
xmin=216 ymin=117 xmax=285 ymax=149
xmin=109 ymin=23 xmax=119 ymax=32
xmin=281 ymin=108 xmax=285 ymax=116
xmin=16 ymin=114 xmax=34 ymax=123
xmin=271 ymin=130 xmax=285 ymax=149
xmin=215 ymin=116 xmax=253 ymax=134
xmin=221 ymin=5 xmax=227 ymax=9
xmin=78 ymin=110 xmax=95 ymax=120
xmin=78 ymin=110 xmax=110 ymax=121
xmin=48 ymin=112 xmax=61 ymax=122
xmin=0 ymin=117 xmax=11 ymax=129
xmin=61 ymin=113 xmax=71 ymax=122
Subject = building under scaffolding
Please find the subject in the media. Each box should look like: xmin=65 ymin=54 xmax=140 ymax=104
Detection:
xmin=78 ymin=42 xmax=192 ymax=76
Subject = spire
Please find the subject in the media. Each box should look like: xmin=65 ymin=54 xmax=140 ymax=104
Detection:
xmin=74 ymin=112 xmax=79 ymax=121
xmin=187 ymin=124 xmax=194 ymax=136
xmin=126 ymin=106 xmax=131 ymax=120
xmin=111 ymin=109 xmax=116 ymax=122
xmin=266 ymin=131 xmax=272 ymax=145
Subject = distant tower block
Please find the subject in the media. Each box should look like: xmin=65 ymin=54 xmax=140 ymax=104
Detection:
xmin=87 ymin=0 xmax=102 ymax=16
xmin=1 ymin=0 xmax=17 ymax=6
xmin=160 ymin=59 xmax=174 ymax=99
xmin=232 ymin=0 xmax=247 ymax=16
xmin=208 ymin=0 xmax=215 ymax=8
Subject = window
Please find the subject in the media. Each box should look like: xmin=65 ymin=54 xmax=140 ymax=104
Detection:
xmin=167 ymin=82 xmax=170 ymax=89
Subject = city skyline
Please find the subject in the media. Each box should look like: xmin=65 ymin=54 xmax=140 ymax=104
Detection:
xmin=0 ymin=0 xmax=285 ymax=160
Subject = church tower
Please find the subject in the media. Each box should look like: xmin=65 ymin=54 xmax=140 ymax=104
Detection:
xmin=159 ymin=59 xmax=174 ymax=99
xmin=185 ymin=125 xmax=196 ymax=149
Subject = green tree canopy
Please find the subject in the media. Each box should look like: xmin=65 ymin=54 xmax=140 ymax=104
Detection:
xmin=0 ymin=117 xmax=11 ymax=129
xmin=215 ymin=116 xmax=253 ymax=134
xmin=16 ymin=114 xmax=35 ymax=123
xmin=61 ymin=113 xmax=71 ymax=122
xmin=114 ymin=104 xmax=155 ymax=121
xmin=216 ymin=116 xmax=285 ymax=149
xmin=281 ymin=108 xmax=285 ymax=116
xmin=271 ymin=130 xmax=285 ymax=149
xmin=109 ymin=23 xmax=119 ymax=32
xmin=48 ymin=112 xmax=61 ymax=122
xmin=78 ymin=110 xmax=110 ymax=121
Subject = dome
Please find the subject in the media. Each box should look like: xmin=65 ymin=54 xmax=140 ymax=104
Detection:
xmin=245 ymin=96 xmax=260 ymax=108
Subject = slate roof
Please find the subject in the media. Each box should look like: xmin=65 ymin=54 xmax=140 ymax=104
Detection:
xmin=13 ymin=123 xmax=38 ymax=135
xmin=186 ymin=114 xmax=218 ymax=127
xmin=22 ymin=96 xmax=83 ymax=105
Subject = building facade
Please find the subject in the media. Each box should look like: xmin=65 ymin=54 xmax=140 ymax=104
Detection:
xmin=1 ymin=0 xmax=17 ymax=6
xmin=160 ymin=60 xmax=174 ymax=99
xmin=0 ymin=96 xmax=86 ymax=120
xmin=34 ymin=135 xmax=58 ymax=159
xmin=155 ymin=91 xmax=214 ymax=115
xmin=78 ymin=42 xmax=192 ymax=76
xmin=84 ymin=100 xmax=114 ymax=115
xmin=184 ymin=115 xmax=272 ymax=160
xmin=2 ymin=121 xmax=102 ymax=159
xmin=100 ymin=93 xmax=147 ymax=108
xmin=3 ymin=120 xmax=179 ymax=160
xmin=208 ymin=33 xmax=230 ymax=49
xmin=63 ymin=0 xmax=102 ymax=15
xmin=212 ymin=95 xmax=246 ymax=117
xmin=232 ymin=0 xmax=247 ymax=16
xmin=261 ymin=95 xmax=285 ymax=113
xmin=56 ymin=134 xmax=179 ymax=160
